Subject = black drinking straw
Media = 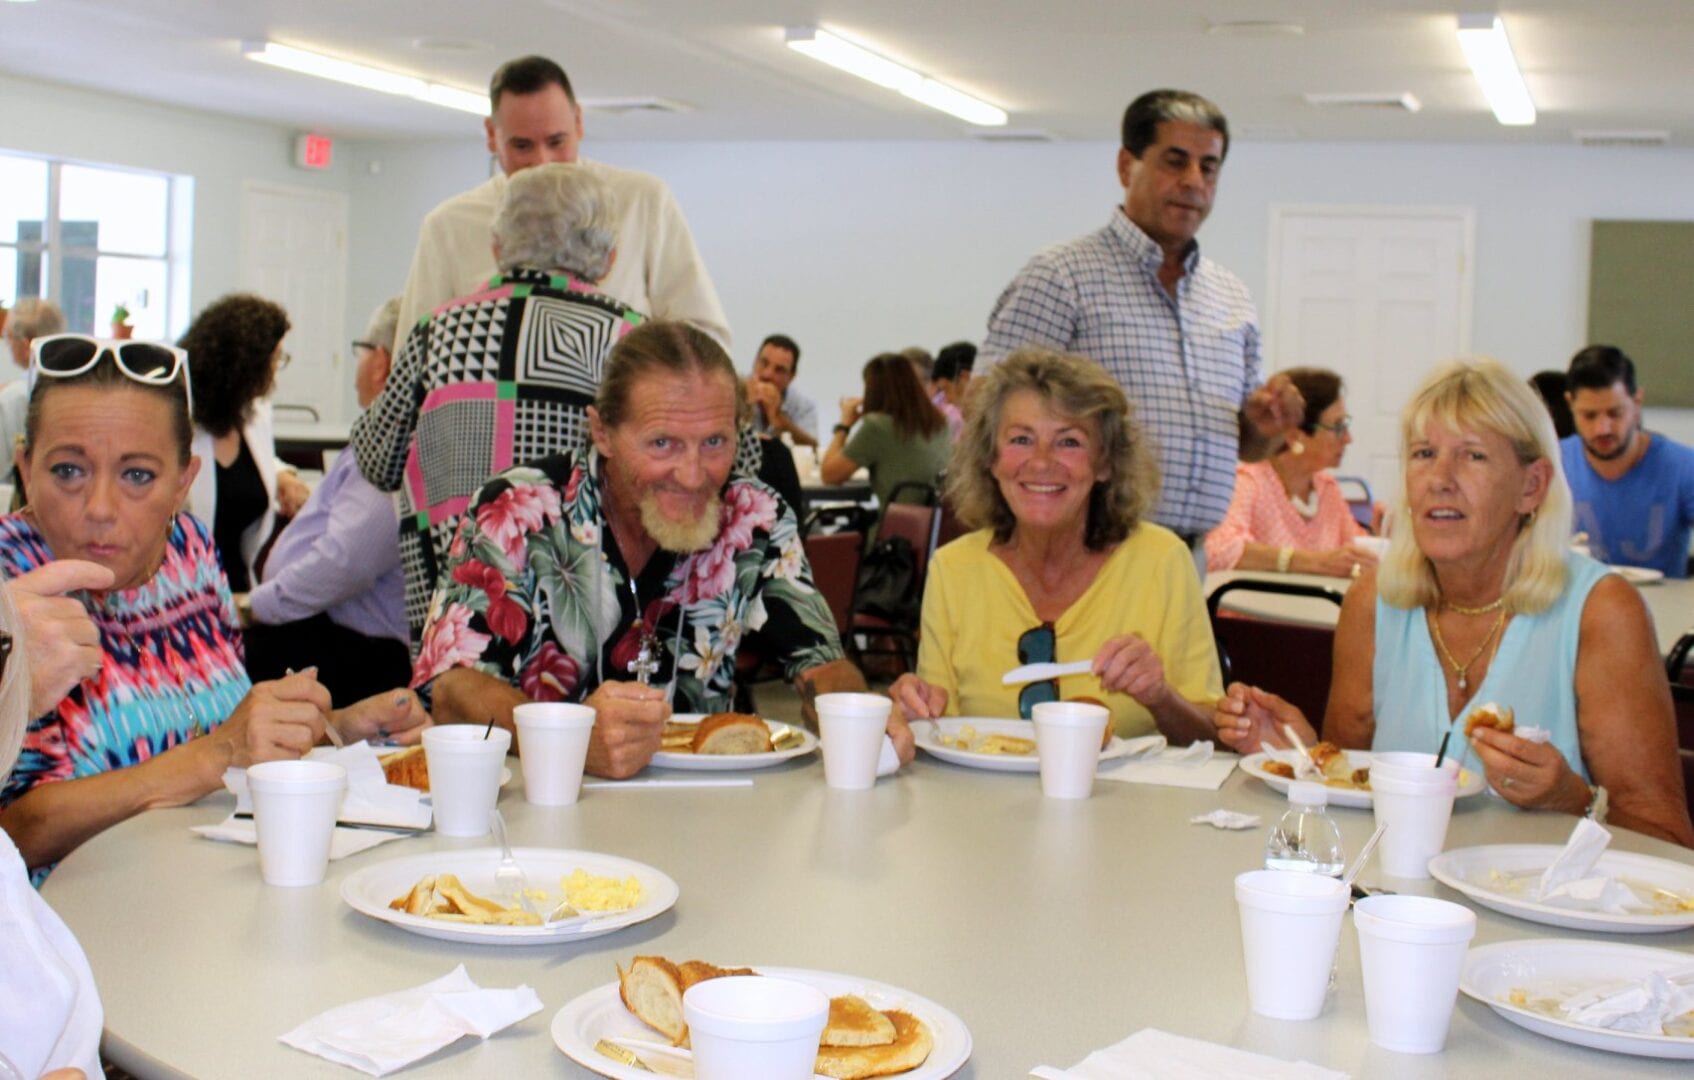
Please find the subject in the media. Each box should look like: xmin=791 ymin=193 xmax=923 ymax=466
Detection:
xmin=1434 ymin=730 xmax=1452 ymax=768
xmin=483 ymin=715 xmax=497 ymax=740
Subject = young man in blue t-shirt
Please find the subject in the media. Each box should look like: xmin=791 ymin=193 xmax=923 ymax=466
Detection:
xmin=1560 ymin=345 xmax=1694 ymax=578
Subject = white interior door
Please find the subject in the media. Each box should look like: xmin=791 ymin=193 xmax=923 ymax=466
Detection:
xmin=240 ymin=183 xmax=348 ymax=427
xmin=1265 ymin=206 xmax=1474 ymax=508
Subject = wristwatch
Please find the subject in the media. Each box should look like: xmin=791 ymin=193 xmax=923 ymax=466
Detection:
xmin=832 ymin=424 xmax=851 ymax=436
xmin=1586 ymin=783 xmax=1609 ymax=824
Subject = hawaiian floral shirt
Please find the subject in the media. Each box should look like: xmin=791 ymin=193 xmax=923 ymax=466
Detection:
xmin=413 ymin=449 xmax=843 ymax=711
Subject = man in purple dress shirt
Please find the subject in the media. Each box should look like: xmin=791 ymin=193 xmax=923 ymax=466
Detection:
xmin=243 ymin=299 xmax=410 ymax=701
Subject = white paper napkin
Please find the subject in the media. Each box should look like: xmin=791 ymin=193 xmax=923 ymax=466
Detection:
xmin=1190 ymin=809 xmax=1261 ymax=831
xmin=223 ymin=742 xmax=432 ymax=829
xmin=1562 ymin=965 xmax=1694 ymax=1033
xmin=1097 ymin=749 xmax=1238 ymax=791
xmin=1034 ymin=1027 xmax=1349 ymax=1079
xmin=278 ymin=964 xmax=542 ymax=1076
xmin=190 ymin=816 xmax=408 ymax=859
xmin=1536 ymin=816 xmax=1612 ymax=899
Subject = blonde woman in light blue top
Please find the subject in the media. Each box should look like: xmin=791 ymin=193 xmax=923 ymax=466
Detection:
xmin=1217 ymin=359 xmax=1693 ymax=848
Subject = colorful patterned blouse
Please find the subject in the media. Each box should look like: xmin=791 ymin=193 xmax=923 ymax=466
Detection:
xmin=0 ymin=512 xmax=252 ymax=811
xmin=413 ymin=449 xmax=843 ymax=712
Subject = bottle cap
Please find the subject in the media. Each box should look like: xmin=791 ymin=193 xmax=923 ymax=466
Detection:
xmin=1287 ymin=780 xmax=1329 ymax=807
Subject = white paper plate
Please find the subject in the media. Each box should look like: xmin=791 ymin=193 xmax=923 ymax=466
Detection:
xmin=552 ymin=964 xmax=971 ymax=1078
xmin=1239 ymin=749 xmax=1484 ymax=809
xmin=911 ymin=717 xmax=1141 ymax=774
xmin=1429 ymin=845 xmax=1694 ymax=932
xmin=1461 ymin=939 xmax=1694 ymax=1058
xmin=650 ymin=714 xmax=819 ymax=770
xmin=340 ymin=847 xmax=678 ymax=945
xmin=1610 ymin=565 xmax=1665 ymax=586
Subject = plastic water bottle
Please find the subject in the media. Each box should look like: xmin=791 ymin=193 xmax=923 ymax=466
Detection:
xmin=1263 ymin=781 xmax=1346 ymax=876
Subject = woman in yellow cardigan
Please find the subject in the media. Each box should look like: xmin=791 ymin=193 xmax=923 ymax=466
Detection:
xmin=890 ymin=347 xmax=1222 ymax=741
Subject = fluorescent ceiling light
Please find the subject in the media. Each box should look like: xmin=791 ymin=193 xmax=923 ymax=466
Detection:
xmin=242 ymin=41 xmax=488 ymax=116
xmin=1455 ymin=14 xmax=1535 ymax=126
xmin=785 ymin=26 xmax=1007 ymax=127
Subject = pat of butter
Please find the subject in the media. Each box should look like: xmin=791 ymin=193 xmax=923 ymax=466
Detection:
xmin=562 ymin=867 xmax=643 ymax=911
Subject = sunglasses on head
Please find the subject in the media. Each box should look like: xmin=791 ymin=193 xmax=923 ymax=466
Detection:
xmin=29 ymin=334 xmax=193 ymax=404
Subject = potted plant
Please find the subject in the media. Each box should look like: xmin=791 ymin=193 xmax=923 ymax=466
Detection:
xmin=111 ymin=303 xmax=134 ymax=339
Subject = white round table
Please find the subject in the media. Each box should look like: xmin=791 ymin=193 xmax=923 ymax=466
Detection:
xmin=41 ymin=748 xmax=1694 ymax=1078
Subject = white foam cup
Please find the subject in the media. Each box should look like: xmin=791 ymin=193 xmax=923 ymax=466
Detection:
xmin=1369 ymin=751 xmax=1461 ymax=785
xmin=1371 ymin=768 xmax=1459 ymax=879
xmin=1353 ymin=894 xmax=1477 ymax=1053
xmin=1352 ymin=535 xmax=1390 ymax=559
xmin=1032 ymin=700 xmax=1109 ymax=799
xmin=816 ymin=693 xmax=892 ymax=790
xmin=1233 ymin=869 xmax=1351 ymax=1020
xmin=513 ymin=702 xmax=595 ymax=806
xmin=683 ymin=975 xmax=829 ymax=1080
xmin=247 ymin=760 xmax=347 ymax=887
xmin=422 ymin=725 xmax=512 ymax=836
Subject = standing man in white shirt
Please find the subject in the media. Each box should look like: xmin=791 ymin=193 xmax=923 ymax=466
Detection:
xmin=393 ymin=55 xmax=729 ymax=351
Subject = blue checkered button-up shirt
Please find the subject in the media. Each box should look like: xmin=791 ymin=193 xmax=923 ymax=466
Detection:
xmin=981 ymin=208 xmax=1262 ymax=535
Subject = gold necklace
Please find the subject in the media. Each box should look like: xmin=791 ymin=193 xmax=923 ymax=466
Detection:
xmin=1428 ymin=606 xmax=1507 ymax=693
xmin=1443 ymin=595 xmax=1505 ymax=616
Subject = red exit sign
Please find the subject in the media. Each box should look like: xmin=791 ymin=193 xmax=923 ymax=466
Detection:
xmin=293 ymin=133 xmax=334 ymax=170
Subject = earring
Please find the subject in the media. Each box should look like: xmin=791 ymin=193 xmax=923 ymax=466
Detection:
xmin=1288 ymin=440 xmax=1305 ymax=456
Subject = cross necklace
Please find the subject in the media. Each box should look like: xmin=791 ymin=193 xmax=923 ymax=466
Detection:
xmin=625 ymin=571 xmax=663 ymax=686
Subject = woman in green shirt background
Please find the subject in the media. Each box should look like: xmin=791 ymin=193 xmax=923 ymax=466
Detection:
xmin=822 ymin=352 xmax=953 ymax=508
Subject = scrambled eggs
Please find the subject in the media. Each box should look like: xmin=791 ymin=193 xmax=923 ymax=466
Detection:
xmin=564 ymin=868 xmax=643 ymax=911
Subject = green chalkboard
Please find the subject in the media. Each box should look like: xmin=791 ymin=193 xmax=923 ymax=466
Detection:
xmin=1587 ymin=220 xmax=1694 ymax=407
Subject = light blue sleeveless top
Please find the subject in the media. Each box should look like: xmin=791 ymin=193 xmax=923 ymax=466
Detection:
xmin=1372 ymin=552 xmax=1610 ymax=781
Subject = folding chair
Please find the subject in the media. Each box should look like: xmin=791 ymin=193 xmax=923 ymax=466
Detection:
xmin=1334 ymin=474 xmax=1375 ymax=531
xmin=848 ymin=497 xmax=940 ymax=677
xmin=1207 ymin=578 xmax=1345 ymax=738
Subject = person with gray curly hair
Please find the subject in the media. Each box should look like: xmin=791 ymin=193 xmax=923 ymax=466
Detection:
xmin=492 ymin=163 xmax=618 ymax=281
xmin=888 ymin=346 xmax=1223 ymax=743
xmin=351 ymin=162 xmax=655 ymax=647
xmin=1 ymin=299 xmax=67 ymax=489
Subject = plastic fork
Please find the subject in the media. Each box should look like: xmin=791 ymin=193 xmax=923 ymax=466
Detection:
xmin=489 ymin=809 xmax=538 ymax=918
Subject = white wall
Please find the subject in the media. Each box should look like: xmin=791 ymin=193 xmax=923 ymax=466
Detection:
xmin=6 ymin=70 xmax=1693 ymax=444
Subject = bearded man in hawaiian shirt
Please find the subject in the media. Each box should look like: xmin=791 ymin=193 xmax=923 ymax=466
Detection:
xmin=415 ymin=320 xmax=915 ymax=778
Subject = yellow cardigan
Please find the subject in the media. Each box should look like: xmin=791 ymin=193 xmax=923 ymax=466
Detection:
xmin=916 ymin=526 xmax=1223 ymax=739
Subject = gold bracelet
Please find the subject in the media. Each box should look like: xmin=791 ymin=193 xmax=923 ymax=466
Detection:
xmin=1276 ymin=546 xmax=1294 ymax=573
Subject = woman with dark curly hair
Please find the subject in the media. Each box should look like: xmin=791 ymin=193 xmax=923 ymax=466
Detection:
xmin=888 ymin=347 xmax=1223 ymax=741
xmin=178 ymin=293 xmax=308 ymax=591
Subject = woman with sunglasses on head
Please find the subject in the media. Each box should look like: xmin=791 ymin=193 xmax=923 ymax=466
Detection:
xmin=1204 ymin=366 xmax=1375 ymax=578
xmin=887 ymin=347 xmax=1222 ymax=741
xmin=0 ymin=338 xmax=428 ymax=880
xmin=176 ymin=293 xmax=311 ymax=593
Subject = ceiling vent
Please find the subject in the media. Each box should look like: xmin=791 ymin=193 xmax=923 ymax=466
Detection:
xmin=1573 ymin=129 xmax=1669 ymax=148
xmin=580 ymin=97 xmax=691 ymax=115
xmin=969 ymin=128 xmax=1055 ymax=142
xmin=1304 ymin=92 xmax=1422 ymax=113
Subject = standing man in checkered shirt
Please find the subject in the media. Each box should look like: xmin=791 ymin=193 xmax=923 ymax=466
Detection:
xmin=981 ymin=89 xmax=1302 ymax=554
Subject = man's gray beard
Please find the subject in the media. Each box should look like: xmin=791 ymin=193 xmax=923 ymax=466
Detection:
xmin=639 ymin=492 xmax=722 ymax=553
xmin=1583 ymin=423 xmax=1639 ymax=462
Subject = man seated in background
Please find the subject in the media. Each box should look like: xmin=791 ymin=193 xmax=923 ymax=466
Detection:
xmin=933 ymin=340 xmax=975 ymax=408
xmin=244 ymin=298 xmax=410 ymax=701
xmin=0 ymin=298 xmax=65 ymax=489
xmin=414 ymin=320 xmax=913 ymax=778
xmin=1561 ymin=344 xmax=1694 ymax=578
xmin=747 ymin=333 xmax=818 ymax=447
